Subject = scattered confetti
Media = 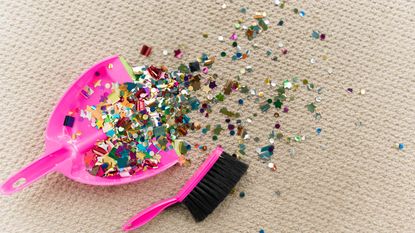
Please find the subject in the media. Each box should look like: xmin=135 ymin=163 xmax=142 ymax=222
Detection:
xmin=72 ymin=2 xmax=327 ymax=188
xmin=311 ymin=30 xmax=320 ymax=39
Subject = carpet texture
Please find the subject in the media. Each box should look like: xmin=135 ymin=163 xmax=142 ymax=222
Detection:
xmin=1 ymin=0 xmax=415 ymax=232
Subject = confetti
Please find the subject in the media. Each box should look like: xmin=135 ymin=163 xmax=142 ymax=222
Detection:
xmin=74 ymin=1 xmax=327 ymax=186
xmin=258 ymin=145 xmax=274 ymax=160
xmin=81 ymin=85 xmax=94 ymax=99
xmin=140 ymin=45 xmax=152 ymax=57
xmin=306 ymin=103 xmax=316 ymax=113
xmin=174 ymin=49 xmax=183 ymax=58
xmin=268 ymin=162 xmax=277 ymax=171
xmin=316 ymin=128 xmax=322 ymax=135
xmin=63 ymin=115 xmax=75 ymax=127
xmin=189 ymin=61 xmax=200 ymax=72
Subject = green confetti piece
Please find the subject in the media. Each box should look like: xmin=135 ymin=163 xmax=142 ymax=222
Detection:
xmin=274 ymin=99 xmax=283 ymax=109
xmin=283 ymin=80 xmax=292 ymax=89
xmin=240 ymin=86 xmax=250 ymax=94
xmin=153 ymin=126 xmax=166 ymax=137
xmin=213 ymin=125 xmax=223 ymax=135
xmin=277 ymin=86 xmax=285 ymax=95
xmin=215 ymin=92 xmax=225 ymax=101
xmin=108 ymin=148 xmax=118 ymax=160
xmin=178 ymin=64 xmax=189 ymax=73
xmin=306 ymin=103 xmax=316 ymax=113
xmin=258 ymin=19 xmax=268 ymax=31
xmin=219 ymin=107 xmax=240 ymax=118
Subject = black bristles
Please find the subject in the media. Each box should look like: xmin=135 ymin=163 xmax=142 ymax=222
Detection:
xmin=182 ymin=152 xmax=248 ymax=222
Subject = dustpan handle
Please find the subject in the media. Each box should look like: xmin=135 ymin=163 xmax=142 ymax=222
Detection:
xmin=1 ymin=147 xmax=70 ymax=195
xmin=122 ymin=197 xmax=178 ymax=232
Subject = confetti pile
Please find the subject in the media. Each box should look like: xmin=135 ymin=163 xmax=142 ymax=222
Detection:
xmin=81 ymin=60 xmax=215 ymax=177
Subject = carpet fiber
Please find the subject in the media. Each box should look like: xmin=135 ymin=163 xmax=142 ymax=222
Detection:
xmin=1 ymin=0 xmax=414 ymax=232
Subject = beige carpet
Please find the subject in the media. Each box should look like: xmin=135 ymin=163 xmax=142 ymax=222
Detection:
xmin=1 ymin=0 xmax=415 ymax=232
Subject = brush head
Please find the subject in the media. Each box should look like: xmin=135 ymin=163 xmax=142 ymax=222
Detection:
xmin=182 ymin=152 xmax=248 ymax=222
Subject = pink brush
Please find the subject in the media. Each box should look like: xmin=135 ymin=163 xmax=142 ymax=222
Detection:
xmin=122 ymin=146 xmax=249 ymax=231
xmin=1 ymin=56 xmax=179 ymax=195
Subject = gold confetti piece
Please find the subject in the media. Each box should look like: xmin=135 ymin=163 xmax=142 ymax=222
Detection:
xmin=253 ymin=12 xmax=267 ymax=19
xmin=107 ymin=92 xmax=120 ymax=104
xmin=94 ymin=79 xmax=101 ymax=87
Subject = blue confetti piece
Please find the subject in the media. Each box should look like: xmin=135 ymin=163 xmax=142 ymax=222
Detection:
xmin=105 ymin=129 xmax=115 ymax=137
xmin=316 ymin=128 xmax=322 ymax=135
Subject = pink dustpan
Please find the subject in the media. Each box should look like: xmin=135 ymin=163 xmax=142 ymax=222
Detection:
xmin=1 ymin=55 xmax=179 ymax=195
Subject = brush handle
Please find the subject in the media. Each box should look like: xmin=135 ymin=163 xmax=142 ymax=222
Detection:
xmin=122 ymin=197 xmax=178 ymax=232
xmin=1 ymin=147 xmax=70 ymax=195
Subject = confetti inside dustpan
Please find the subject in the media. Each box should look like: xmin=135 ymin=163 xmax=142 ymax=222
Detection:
xmin=1 ymin=55 xmax=179 ymax=195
